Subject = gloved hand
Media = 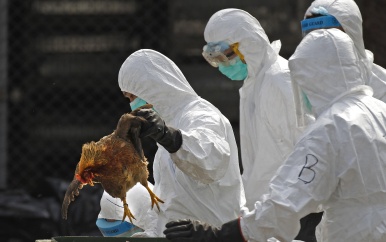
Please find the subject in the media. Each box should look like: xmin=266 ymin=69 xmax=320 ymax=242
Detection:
xmin=136 ymin=109 xmax=182 ymax=153
xmin=163 ymin=219 xmax=246 ymax=242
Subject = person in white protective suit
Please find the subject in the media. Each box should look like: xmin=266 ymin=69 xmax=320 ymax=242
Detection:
xmin=163 ymin=29 xmax=386 ymax=242
xmin=117 ymin=49 xmax=246 ymax=237
xmin=202 ymin=7 xmax=302 ymax=211
xmin=302 ymin=0 xmax=386 ymax=102
xmin=202 ymin=8 xmax=320 ymax=241
xmin=96 ymin=182 xmax=154 ymax=237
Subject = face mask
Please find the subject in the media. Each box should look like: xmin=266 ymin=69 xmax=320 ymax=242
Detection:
xmin=301 ymin=90 xmax=313 ymax=113
xmin=130 ymin=97 xmax=147 ymax=111
xmin=218 ymin=56 xmax=248 ymax=81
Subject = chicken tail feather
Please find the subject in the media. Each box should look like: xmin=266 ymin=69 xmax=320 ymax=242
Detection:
xmin=61 ymin=178 xmax=83 ymax=219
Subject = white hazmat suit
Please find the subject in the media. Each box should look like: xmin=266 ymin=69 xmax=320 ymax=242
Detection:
xmin=98 ymin=182 xmax=154 ymax=232
xmin=240 ymin=29 xmax=386 ymax=242
xmin=305 ymin=0 xmax=386 ymax=102
xmin=204 ymin=9 xmax=302 ymax=209
xmin=118 ymin=49 xmax=245 ymax=236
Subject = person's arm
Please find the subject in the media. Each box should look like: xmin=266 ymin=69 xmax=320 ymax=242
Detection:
xmin=164 ymin=126 xmax=339 ymax=241
xmin=240 ymin=129 xmax=338 ymax=241
xmin=136 ymin=109 xmax=182 ymax=153
xmin=170 ymin=109 xmax=232 ymax=184
xmin=137 ymin=108 xmax=232 ymax=184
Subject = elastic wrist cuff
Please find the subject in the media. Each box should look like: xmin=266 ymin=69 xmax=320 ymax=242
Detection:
xmin=158 ymin=127 xmax=182 ymax=153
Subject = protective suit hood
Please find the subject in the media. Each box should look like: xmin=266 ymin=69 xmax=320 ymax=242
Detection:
xmin=98 ymin=182 xmax=154 ymax=230
xmin=305 ymin=0 xmax=365 ymax=60
xmin=204 ymin=8 xmax=278 ymax=79
xmin=304 ymin=0 xmax=386 ymax=104
xmin=305 ymin=0 xmax=377 ymax=82
xmin=118 ymin=49 xmax=198 ymax=123
xmin=289 ymin=29 xmax=367 ymax=117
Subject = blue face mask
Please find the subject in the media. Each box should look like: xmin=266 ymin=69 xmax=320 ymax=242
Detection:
xmin=130 ymin=97 xmax=147 ymax=111
xmin=218 ymin=57 xmax=248 ymax=81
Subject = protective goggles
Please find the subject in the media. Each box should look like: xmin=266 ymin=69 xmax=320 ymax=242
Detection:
xmin=202 ymin=41 xmax=245 ymax=67
xmin=301 ymin=15 xmax=342 ymax=36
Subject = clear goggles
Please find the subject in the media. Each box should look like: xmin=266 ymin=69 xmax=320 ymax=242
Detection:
xmin=202 ymin=41 xmax=245 ymax=67
xmin=301 ymin=15 xmax=342 ymax=37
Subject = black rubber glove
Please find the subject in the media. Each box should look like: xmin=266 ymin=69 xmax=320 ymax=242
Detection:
xmin=137 ymin=108 xmax=182 ymax=153
xmin=163 ymin=219 xmax=246 ymax=242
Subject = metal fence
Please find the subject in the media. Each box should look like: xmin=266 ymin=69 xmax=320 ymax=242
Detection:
xmin=3 ymin=0 xmax=386 ymax=190
xmin=3 ymin=0 xmax=313 ymax=191
xmin=0 ymin=0 xmax=386 ymax=199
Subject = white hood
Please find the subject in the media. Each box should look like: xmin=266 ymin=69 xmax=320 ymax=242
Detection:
xmin=305 ymin=0 xmax=365 ymax=61
xmin=204 ymin=8 xmax=278 ymax=80
xmin=289 ymin=29 xmax=366 ymax=116
xmin=305 ymin=0 xmax=386 ymax=103
xmin=118 ymin=49 xmax=198 ymax=124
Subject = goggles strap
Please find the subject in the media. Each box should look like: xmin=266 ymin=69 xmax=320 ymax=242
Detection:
xmin=230 ymin=43 xmax=245 ymax=62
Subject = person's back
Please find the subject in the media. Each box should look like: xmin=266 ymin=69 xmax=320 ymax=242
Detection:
xmin=314 ymin=92 xmax=386 ymax=241
xmin=204 ymin=8 xmax=302 ymax=209
xmin=304 ymin=0 xmax=386 ymax=102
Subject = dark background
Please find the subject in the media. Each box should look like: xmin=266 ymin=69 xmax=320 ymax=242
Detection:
xmin=0 ymin=0 xmax=384 ymax=241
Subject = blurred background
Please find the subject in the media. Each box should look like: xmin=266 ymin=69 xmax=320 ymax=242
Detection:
xmin=0 ymin=0 xmax=384 ymax=241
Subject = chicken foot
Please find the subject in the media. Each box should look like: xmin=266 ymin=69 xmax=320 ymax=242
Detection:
xmin=121 ymin=197 xmax=136 ymax=223
xmin=144 ymin=184 xmax=164 ymax=211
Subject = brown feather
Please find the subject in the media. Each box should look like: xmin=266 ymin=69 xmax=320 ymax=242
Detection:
xmin=61 ymin=104 xmax=163 ymax=222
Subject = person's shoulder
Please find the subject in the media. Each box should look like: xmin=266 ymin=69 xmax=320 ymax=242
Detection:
xmin=182 ymin=100 xmax=224 ymax=123
xmin=271 ymin=54 xmax=289 ymax=71
xmin=320 ymin=101 xmax=362 ymax=129
xmin=262 ymin=66 xmax=293 ymax=102
xmin=265 ymin=56 xmax=290 ymax=82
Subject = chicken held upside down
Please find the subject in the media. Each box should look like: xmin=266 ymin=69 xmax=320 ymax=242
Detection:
xmin=61 ymin=104 xmax=163 ymax=223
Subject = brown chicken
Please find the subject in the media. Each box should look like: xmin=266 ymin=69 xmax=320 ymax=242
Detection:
xmin=61 ymin=104 xmax=163 ymax=223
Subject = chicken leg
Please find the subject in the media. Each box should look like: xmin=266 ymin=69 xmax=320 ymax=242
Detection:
xmin=144 ymin=183 xmax=164 ymax=211
xmin=121 ymin=197 xmax=136 ymax=223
